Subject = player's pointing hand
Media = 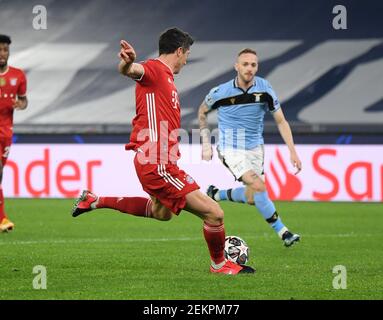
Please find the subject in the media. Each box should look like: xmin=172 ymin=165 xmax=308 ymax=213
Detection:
xmin=119 ymin=40 xmax=136 ymax=64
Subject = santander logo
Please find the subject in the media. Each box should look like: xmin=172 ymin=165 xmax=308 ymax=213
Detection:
xmin=266 ymin=148 xmax=302 ymax=201
xmin=263 ymin=145 xmax=383 ymax=202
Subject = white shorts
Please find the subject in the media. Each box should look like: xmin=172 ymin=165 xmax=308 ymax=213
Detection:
xmin=218 ymin=146 xmax=265 ymax=181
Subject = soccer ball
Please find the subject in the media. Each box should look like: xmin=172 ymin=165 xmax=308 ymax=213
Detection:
xmin=224 ymin=236 xmax=249 ymax=265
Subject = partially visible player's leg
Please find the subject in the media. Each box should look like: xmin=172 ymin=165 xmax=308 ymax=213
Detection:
xmin=241 ymin=170 xmax=300 ymax=247
xmin=208 ymin=185 xmax=247 ymax=203
xmin=147 ymin=196 xmax=173 ymax=221
xmin=0 ymin=165 xmax=13 ymax=232
xmin=208 ymin=148 xmax=248 ymax=203
xmin=184 ymin=190 xmax=254 ymax=274
xmin=208 ymin=146 xmax=299 ymax=246
xmin=72 ymin=153 xmax=175 ymax=220
xmin=71 ymin=191 xmax=173 ymax=221
xmin=0 ymin=140 xmax=14 ymax=233
xmin=0 ymin=160 xmax=5 ymax=222
xmin=184 ymin=190 xmax=225 ymax=268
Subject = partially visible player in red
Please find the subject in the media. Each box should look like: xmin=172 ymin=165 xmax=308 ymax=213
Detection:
xmin=71 ymin=28 xmax=254 ymax=275
xmin=0 ymin=35 xmax=28 ymax=232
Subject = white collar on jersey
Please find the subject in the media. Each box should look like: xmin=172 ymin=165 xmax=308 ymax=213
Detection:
xmin=155 ymin=58 xmax=173 ymax=74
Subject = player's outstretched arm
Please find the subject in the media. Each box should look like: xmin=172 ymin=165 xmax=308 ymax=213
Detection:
xmin=273 ymin=108 xmax=302 ymax=174
xmin=118 ymin=40 xmax=144 ymax=79
xmin=198 ymin=101 xmax=213 ymax=161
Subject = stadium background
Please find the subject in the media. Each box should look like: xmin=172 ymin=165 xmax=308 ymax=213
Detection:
xmin=0 ymin=0 xmax=382 ymax=302
xmin=1 ymin=0 xmax=382 ymax=202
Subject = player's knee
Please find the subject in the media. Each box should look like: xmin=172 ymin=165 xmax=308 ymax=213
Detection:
xmin=209 ymin=203 xmax=224 ymax=223
xmin=249 ymin=183 xmax=266 ymax=194
xmin=151 ymin=206 xmax=172 ymax=221
xmin=245 ymin=188 xmax=255 ymax=205
xmin=154 ymin=213 xmax=172 ymax=221
xmin=158 ymin=214 xmax=172 ymax=221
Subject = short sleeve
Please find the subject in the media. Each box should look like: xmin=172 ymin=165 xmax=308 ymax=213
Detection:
xmin=17 ymin=70 xmax=27 ymax=97
xmin=204 ymin=86 xmax=221 ymax=111
xmin=265 ymin=80 xmax=280 ymax=113
xmin=135 ymin=61 xmax=156 ymax=85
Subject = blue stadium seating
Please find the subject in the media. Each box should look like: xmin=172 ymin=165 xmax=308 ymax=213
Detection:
xmin=1 ymin=0 xmax=382 ymax=134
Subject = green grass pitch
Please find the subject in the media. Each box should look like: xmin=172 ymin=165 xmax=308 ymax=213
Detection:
xmin=0 ymin=199 xmax=382 ymax=300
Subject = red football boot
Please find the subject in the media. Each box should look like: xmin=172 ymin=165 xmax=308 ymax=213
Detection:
xmin=71 ymin=190 xmax=98 ymax=217
xmin=0 ymin=218 xmax=15 ymax=233
xmin=210 ymin=260 xmax=255 ymax=275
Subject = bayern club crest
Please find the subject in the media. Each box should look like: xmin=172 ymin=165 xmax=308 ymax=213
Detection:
xmin=10 ymin=78 xmax=18 ymax=86
xmin=185 ymin=175 xmax=195 ymax=184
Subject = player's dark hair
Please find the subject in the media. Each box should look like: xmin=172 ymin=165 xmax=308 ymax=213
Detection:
xmin=238 ymin=48 xmax=257 ymax=57
xmin=159 ymin=28 xmax=194 ymax=55
xmin=0 ymin=34 xmax=11 ymax=45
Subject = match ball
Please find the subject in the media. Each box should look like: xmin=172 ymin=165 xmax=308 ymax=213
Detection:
xmin=224 ymin=236 xmax=249 ymax=265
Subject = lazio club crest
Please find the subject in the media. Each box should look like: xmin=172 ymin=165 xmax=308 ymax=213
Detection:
xmin=253 ymin=93 xmax=262 ymax=102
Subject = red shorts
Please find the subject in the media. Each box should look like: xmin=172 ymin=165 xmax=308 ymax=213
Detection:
xmin=0 ymin=137 xmax=12 ymax=166
xmin=133 ymin=154 xmax=200 ymax=214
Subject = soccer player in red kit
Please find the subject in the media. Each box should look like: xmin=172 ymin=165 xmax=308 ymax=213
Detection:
xmin=0 ymin=35 xmax=28 ymax=232
xmin=72 ymin=28 xmax=254 ymax=275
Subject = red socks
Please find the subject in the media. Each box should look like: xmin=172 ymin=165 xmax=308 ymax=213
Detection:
xmin=203 ymin=222 xmax=226 ymax=265
xmin=0 ymin=186 xmax=6 ymax=221
xmin=96 ymin=197 xmax=153 ymax=217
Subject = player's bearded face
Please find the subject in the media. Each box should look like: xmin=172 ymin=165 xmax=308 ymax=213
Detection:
xmin=0 ymin=44 xmax=9 ymax=68
xmin=236 ymin=53 xmax=258 ymax=83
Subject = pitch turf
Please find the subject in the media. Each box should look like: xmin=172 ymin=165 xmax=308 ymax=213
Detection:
xmin=0 ymin=199 xmax=382 ymax=300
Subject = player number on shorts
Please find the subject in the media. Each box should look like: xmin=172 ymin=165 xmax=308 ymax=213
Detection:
xmin=3 ymin=146 xmax=10 ymax=159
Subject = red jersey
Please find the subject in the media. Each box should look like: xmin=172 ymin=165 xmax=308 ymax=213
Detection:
xmin=126 ymin=59 xmax=181 ymax=164
xmin=0 ymin=66 xmax=27 ymax=138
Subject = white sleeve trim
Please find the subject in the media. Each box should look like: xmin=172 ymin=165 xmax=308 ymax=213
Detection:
xmin=133 ymin=65 xmax=145 ymax=82
xmin=270 ymin=104 xmax=281 ymax=113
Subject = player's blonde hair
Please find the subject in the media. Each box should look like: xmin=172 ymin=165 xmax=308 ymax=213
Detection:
xmin=237 ymin=48 xmax=257 ymax=57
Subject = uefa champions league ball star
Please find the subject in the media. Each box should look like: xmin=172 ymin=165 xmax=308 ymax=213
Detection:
xmin=224 ymin=236 xmax=249 ymax=265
